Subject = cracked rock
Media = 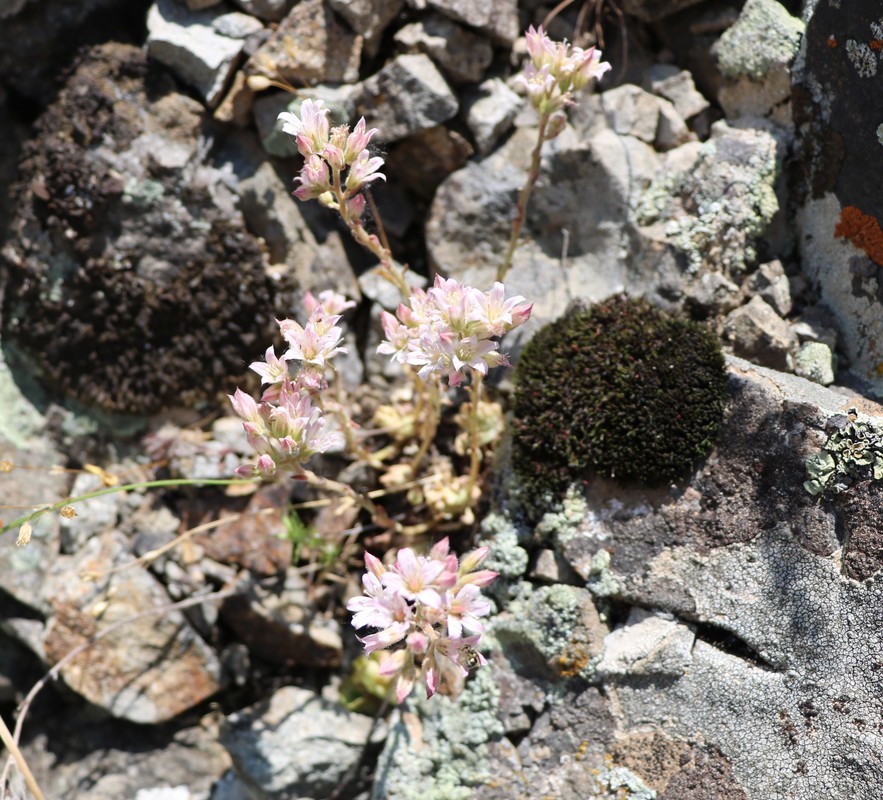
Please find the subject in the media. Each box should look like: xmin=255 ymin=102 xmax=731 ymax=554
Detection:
xmin=724 ymin=295 xmax=798 ymax=371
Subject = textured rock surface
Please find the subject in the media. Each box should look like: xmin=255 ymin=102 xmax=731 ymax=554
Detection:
xmin=793 ymin=0 xmax=883 ymax=396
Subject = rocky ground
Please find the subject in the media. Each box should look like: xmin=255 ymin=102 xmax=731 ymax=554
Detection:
xmin=2 ymin=0 xmax=883 ymax=798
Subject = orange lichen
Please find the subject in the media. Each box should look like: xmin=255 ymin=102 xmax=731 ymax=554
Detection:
xmin=834 ymin=206 xmax=883 ymax=267
xmin=871 ymin=39 xmax=883 ymax=51
xmin=827 ymin=35 xmax=838 ymax=48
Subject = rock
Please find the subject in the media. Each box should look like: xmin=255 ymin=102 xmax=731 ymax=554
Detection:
xmin=220 ymin=572 xmax=342 ymax=668
xmin=713 ymin=0 xmax=804 ymax=125
xmin=744 ymin=258 xmax=793 ymax=316
xmin=462 ymin=77 xmax=522 ymax=155
xmin=794 ymin=341 xmax=836 ymax=386
xmin=683 ymin=269 xmax=743 ymax=316
xmin=599 ymin=84 xmax=662 ymax=144
xmin=427 ymin=124 xmax=662 ymax=340
xmin=723 ymin=295 xmax=798 ymax=371
xmin=793 ymin=1 xmax=883 ymax=397
xmin=244 ymin=0 xmax=362 ymax=86
xmin=637 ymin=120 xmax=786 ymax=279
xmin=422 ymin=0 xmax=518 ymax=44
xmin=212 ymin=10 xmax=264 ymax=39
xmin=0 ymin=45 xmax=296 ymax=415
xmin=596 ymin=609 xmax=694 ymax=679
xmin=654 ymin=96 xmax=691 ymax=151
xmin=352 ymin=53 xmax=459 ymax=143
xmin=646 ymin=65 xmax=710 ymax=121
xmin=394 ymin=13 xmax=494 ymax=84
xmin=329 ymin=0 xmax=404 ymax=54
xmin=221 ymin=685 xmax=384 ymax=799
xmin=620 ymin=0 xmax=705 ymax=22
xmin=229 ymin=0 xmax=295 ymax=21
xmin=41 ymin=530 xmax=223 ymax=723
xmin=147 ymin=0 xmax=245 ymax=107
xmin=385 ymin=124 xmax=473 ymax=199
xmin=18 ymin=708 xmax=231 ymax=800
xmin=529 ymin=548 xmax=583 ymax=585
xmin=59 ymin=472 xmax=123 ymax=554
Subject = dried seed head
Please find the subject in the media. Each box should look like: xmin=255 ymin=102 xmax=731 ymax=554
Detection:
xmin=16 ymin=523 xmax=33 ymax=547
xmin=60 ymin=506 xmax=77 ymax=519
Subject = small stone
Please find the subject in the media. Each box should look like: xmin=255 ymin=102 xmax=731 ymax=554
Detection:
xmin=221 ymin=686 xmax=386 ymax=797
xmin=328 ymin=0 xmax=403 ymax=54
xmin=646 ymin=65 xmax=710 ymax=121
xmin=724 ymin=295 xmax=799 ymax=371
xmin=385 ymin=124 xmax=473 ymax=198
xmin=654 ymin=97 xmax=691 ymax=151
xmin=42 ymin=531 xmax=223 ymax=723
xmin=462 ymin=77 xmax=522 ymax=155
xmin=394 ymin=13 xmax=494 ymax=84
xmin=213 ymin=70 xmax=254 ymax=127
xmin=600 ymin=84 xmax=662 ymax=144
xmin=713 ymin=0 xmax=803 ymax=124
xmin=530 ymin=548 xmax=583 ymax=585
xmin=245 ymin=0 xmax=362 ymax=86
xmin=147 ymin=0 xmax=244 ymax=107
xmin=794 ymin=342 xmax=836 ymax=386
xmin=684 ymin=270 xmax=743 ymax=315
xmin=424 ymin=0 xmax=518 ymax=44
xmin=597 ymin=609 xmax=695 ymax=678
xmin=229 ymin=0 xmax=295 ymax=21
xmin=212 ymin=11 xmax=264 ymax=38
xmin=353 ymin=53 xmax=458 ymax=143
xmin=745 ymin=259 xmax=793 ymax=317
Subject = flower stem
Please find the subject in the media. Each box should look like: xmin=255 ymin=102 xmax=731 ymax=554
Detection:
xmin=408 ymin=378 xmax=441 ymax=479
xmin=465 ymin=373 xmax=484 ymax=505
xmin=497 ymin=113 xmax=550 ymax=283
xmin=301 ymin=470 xmax=400 ymax=532
xmin=0 ymin=478 xmax=255 ymax=536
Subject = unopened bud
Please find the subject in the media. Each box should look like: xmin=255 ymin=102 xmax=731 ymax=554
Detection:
xmin=16 ymin=523 xmax=32 ymax=547
xmin=246 ymin=74 xmax=273 ymax=91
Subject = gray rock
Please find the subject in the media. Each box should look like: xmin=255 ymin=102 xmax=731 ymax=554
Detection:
xmin=220 ymin=572 xmax=342 ymax=668
xmin=353 ymin=53 xmax=458 ymax=143
xmin=229 ymin=0 xmax=295 ymax=21
xmin=329 ymin=0 xmax=404 ymax=54
xmin=394 ymin=13 xmax=494 ymax=84
xmin=654 ymin=96 xmax=691 ymax=151
xmin=713 ymin=0 xmax=804 ymax=125
xmin=745 ymin=258 xmax=793 ymax=316
xmin=724 ymin=295 xmax=798 ymax=371
xmin=599 ymin=84 xmax=662 ymax=144
xmin=222 ymin=685 xmax=384 ymax=799
xmin=462 ymin=77 xmax=522 ymax=155
xmin=637 ymin=120 xmax=786 ymax=278
xmin=59 ymin=472 xmax=123 ymax=554
xmin=427 ymin=124 xmax=662 ymax=340
xmin=793 ymin=0 xmax=883 ymax=397
xmin=646 ymin=64 xmax=710 ymax=121
xmin=212 ymin=11 xmax=265 ymax=39
xmin=245 ymin=0 xmax=362 ymax=86
xmin=40 ymin=530 xmax=223 ymax=723
xmin=385 ymin=124 xmax=473 ymax=199
xmin=147 ymin=0 xmax=244 ymax=107
xmin=683 ymin=269 xmax=743 ymax=315
xmin=794 ymin=341 xmax=836 ymax=386
xmin=422 ymin=0 xmax=518 ymax=44
xmin=597 ymin=608 xmax=695 ymax=679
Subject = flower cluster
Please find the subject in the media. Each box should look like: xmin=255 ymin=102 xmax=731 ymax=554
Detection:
xmin=347 ymin=538 xmax=497 ymax=701
xmin=515 ymin=25 xmax=611 ymax=117
xmin=230 ymin=291 xmax=355 ymax=478
xmin=278 ymin=99 xmax=384 ymax=219
xmin=378 ymin=276 xmax=533 ymax=387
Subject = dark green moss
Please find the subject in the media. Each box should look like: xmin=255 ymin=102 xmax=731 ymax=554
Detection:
xmin=511 ymin=295 xmax=728 ymax=510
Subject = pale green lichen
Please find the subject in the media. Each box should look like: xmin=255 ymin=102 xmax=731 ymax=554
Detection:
xmin=476 ymin=512 xmax=530 ymax=582
xmin=586 ymin=549 xmax=622 ymax=599
xmin=370 ymin=667 xmax=503 ymax=800
xmin=714 ymin=0 xmax=803 ymax=80
xmin=594 ymin=762 xmax=657 ymax=799
xmin=122 ymin=177 xmax=164 ymax=208
xmin=804 ymin=408 xmax=883 ymax=495
xmin=535 ymin=486 xmax=591 ymax=548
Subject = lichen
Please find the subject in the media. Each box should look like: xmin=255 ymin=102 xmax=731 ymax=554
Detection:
xmin=833 ymin=205 xmax=883 ymax=267
xmin=594 ymin=758 xmax=657 ymax=799
xmin=370 ymin=666 xmax=503 ymax=800
xmin=804 ymin=407 xmax=883 ymax=495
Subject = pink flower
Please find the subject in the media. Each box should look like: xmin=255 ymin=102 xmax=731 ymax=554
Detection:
xmin=344 ymin=149 xmax=386 ymax=193
xmin=278 ymin=98 xmax=329 ymax=158
xmin=344 ymin=117 xmax=379 ymax=162
xmin=293 ymin=154 xmax=330 ymax=201
xmin=249 ymin=346 xmax=290 ymax=385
